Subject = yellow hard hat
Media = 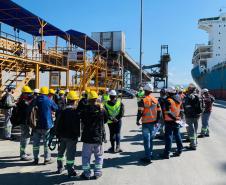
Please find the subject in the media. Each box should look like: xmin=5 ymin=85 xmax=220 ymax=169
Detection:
xmin=21 ymin=86 xmax=33 ymax=93
xmin=88 ymin=91 xmax=98 ymax=100
xmin=59 ymin=90 xmax=65 ymax=95
xmin=49 ymin=89 xmax=55 ymax=95
xmin=67 ymin=91 xmax=79 ymax=101
xmin=40 ymin=86 xmax=49 ymax=95
xmin=85 ymin=88 xmax=90 ymax=94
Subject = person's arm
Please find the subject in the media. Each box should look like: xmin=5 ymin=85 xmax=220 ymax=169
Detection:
xmin=6 ymin=95 xmax=16 ymax=107
xmin=51 ymin=99 xmax=58 ymax=112
xmin=136 ymin=100 xmax=144 ymax=125
xmin=156 ymin=103 xmax=161 ymax=122
xmin=116 ymin=103 xmax=124 ymax=120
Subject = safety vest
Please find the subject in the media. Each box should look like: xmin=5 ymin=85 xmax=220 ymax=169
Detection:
xmin=103 ymin=94 xmax=110 ymax=103
xmin=164 ymin=98 xmax=181 ymax=122
xmin=105 ymin=100 xmax=121 ymax=124
xmin=141 ymin=95 xmax=159 ymax=123
xmin=137 ymin=91 xmax=145 ymax=102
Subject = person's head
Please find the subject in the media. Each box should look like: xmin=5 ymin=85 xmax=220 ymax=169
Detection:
xmin=7 ymin=86 xmax=15 ymax=94
xmin=88 ymin=91 xmax=99 ymax=105
xmin=21 ymin=85 xmax=33 ymax=97
xmin=67 ymin=91 xmax=79 ymax=105
xmin=56 ymin=88 xmax=60 ymax=94
xmin=188 ymin=83 xmax=196 ymax=94
xmin=109 ymin=90 xmax=117 ymax=101
xmin=202 ymin=88 xmax=209 ymax=96
xmin=59 ymin=90 xmax=65 ymax=97
xmin=166 ymin=86 xmax=176 ymax=97
xmin=106 ymin=88 xmax=109 ymax=94
xmin=143 ymin=83 xmax=153 ymax=96
xmin=40 ymin=86 xmax=49 ymax=96
xmin=34 ymin=89 xmax=40 ymax=95
xmin=160 ymin=88 xmax=166 ymax=97
xmin=139 ymin=87 xmax=143 ymax=92
xmin=49 ymin=89 xmax=55 ymax=96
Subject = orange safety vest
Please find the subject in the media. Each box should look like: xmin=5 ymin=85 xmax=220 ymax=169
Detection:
xmin=164 ymin=98 xmax=181 ymax=122
xmin=141 ymin=95 xmax=159 ymax=123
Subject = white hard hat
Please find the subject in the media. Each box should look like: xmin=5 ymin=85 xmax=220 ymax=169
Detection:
xmin=66 ymin=89 xmax=70 ymax=93
xmin=202 ymin=88 xmax=209 ymax=93
xmin=139 ymin=87 xmax=143 ymax=91
xmin=143 ymin=83 xmax=153 ymax=92
xmin=34 ymin=89 xmax=40 ymax=93
xmin=109 ymin=90 xmax=117 ymax=96
xmin=106 ymin=88 xmax=109 ymax=92
xmin=167 ymin=86 xmax=176 ymax=93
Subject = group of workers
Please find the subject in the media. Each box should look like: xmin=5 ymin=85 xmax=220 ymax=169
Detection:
xmin=0 ymin=82 xmax=215 ymax=179
xmin=1 ymin=86 xmax=124 ymax=179
xmin=136 ymin=83 xmax=215 ymax=162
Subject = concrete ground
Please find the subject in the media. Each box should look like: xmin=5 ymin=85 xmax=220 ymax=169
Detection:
xmin=0 ymin=98 xmax=226 ymax=185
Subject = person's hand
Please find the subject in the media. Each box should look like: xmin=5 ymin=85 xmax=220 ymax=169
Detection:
xmin=113 ymin=118 xmax=118 ymax=123
xmin=136 ymin=121 xmax=141 ymax=126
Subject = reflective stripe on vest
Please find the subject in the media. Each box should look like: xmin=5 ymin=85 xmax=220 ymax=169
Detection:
xmin=164 ymin=98 xmax=181 ymax=122
xmin=105 ymin=100 xmax=121 ymax=124
xmin=141 ymin=95 xmax=158 ymax=123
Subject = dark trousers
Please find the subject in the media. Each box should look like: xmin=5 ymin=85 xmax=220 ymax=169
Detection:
xmin=108 ymin=120 xmax=122 ymax=147
xmin=164 ymin=122 xmax=183 ymax=155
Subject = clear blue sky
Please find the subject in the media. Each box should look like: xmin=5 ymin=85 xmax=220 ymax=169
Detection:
xmin=13 ymin=0 xmax=226 ymax=84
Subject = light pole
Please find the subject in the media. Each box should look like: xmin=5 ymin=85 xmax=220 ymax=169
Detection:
xmin=139 ymin=0 xmax=143 ymax=85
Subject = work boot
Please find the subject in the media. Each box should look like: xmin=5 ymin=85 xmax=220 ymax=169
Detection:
xmin=107 ymin=147 xmax=115 ymax=153
xmin=20 ymin=155 xmax=32 ymax=161
xmin=173 ymin=151 xmax=182 ymax=157
xmin=185 ymin=146 xmax=197 ymax=151
xmin=33 ymin=158 xmax=39 ymax=165
xmin=140 ymin=157 xmax=152 ymax=164
xmin=115 ymin=146 xmax=123 ymax=153
xmin=94 ymin=173 xmax=102 ymax=179
xmin=205 ymin=133 xmax=210 ymax=137
xmin=44 ymin=159 xmax=54 ymax=165
xmin=160 ymin=153 xmax=170 ymax=159
xmin=68 ymin=170 xmax=78 ymax=177
xmin=56 ymin=168 xmax=64 ymax=174
xmin=80 ymin=172 xmax=91 ymax=180
xmin=198 ymin=134 xmax=205 ymax=138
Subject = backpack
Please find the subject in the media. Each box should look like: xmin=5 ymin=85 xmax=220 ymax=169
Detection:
xmin=26 ymin=100 xmax=39 ymax=129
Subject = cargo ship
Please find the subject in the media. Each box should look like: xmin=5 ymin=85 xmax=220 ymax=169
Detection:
xmin=191 ymin=13 xmax=226 ymax=100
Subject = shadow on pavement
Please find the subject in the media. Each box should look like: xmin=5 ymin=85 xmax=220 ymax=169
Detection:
xmin=213 ymin=103 xmax=226 ymax=109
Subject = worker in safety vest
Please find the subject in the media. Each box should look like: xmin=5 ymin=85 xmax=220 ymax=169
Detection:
xmin=136 ymin=87 xmax=145 ymax=104
xmin=56 ymin=91 xmax=80 ymax=177
xmin=102 ymin=88 xmax=110 ymax=104
xmin=136 ymin=83 xmax=161 ymax=163
xmin=161 ymin=87 xmax=184 ymax=159
xmin=105 ymin=90 xmax=124 ymax=153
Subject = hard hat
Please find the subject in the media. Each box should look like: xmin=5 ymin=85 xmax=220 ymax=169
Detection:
xmin=109 ymin=90 xmax=117 ymax=96
xmin=85 ymin=88 xmax=90 ymax=94
xmin=21 ymin=86 xmax=33 ymax=93
xmin=88 ymin=91 xmax=99 ymax=99
xmin=202 ymin=88 xmax=209 ymax=93
xmin=34 ymin=89 xmax=40 ymax=93
xmin=188 ymin=83 xmax=196 ymax=89
xmin=143 ymin=83 xmax=154 ymax=92
xmin=139 ymin=87 xmax=143 ymax=91
xmin=65 ymin=89 xmax=70 ymax=93
xmin=40 ymin=86 xmax=49 ymax=95
xmin=106 ymin=88 xmax=109 ymax=92
xmin=59 ymin=90 xmax=65 ymax=95
xmin=49 ymin=89 xmax=55 ymax=95
xmin=67 ymin=91 xmax=79 ymax=101
xmin=167 ymin=86 xmax=176 ymax=94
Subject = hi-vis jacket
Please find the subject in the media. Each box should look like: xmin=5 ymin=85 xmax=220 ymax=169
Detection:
xmin=138 ymin=95 xmax=161 ymax=124
xmin=164 ymin=97 xmax=183 ymax=122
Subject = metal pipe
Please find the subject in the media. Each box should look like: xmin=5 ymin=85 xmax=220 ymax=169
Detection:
xmin=139 ymin=0 xmax=143 ymax=85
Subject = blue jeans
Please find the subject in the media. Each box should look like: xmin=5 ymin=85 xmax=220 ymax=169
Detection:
xmin=108 ymin=120 xmax=122 ymax=147
xmin=164 ymin=123 xmax=183 ymax=155
xmin=20 ymin=124 xmax=31 ymax=158
xmin=201 ymin=112 xmax=211 ymax=135
xmin=142 ymin=123 xmax=155 ymax=159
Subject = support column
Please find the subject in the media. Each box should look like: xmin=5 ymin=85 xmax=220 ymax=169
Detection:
xmin=35 ymin=64 xmax=40 ymax=88
xmin=66 ymin=70 xmax=69 ymax=89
